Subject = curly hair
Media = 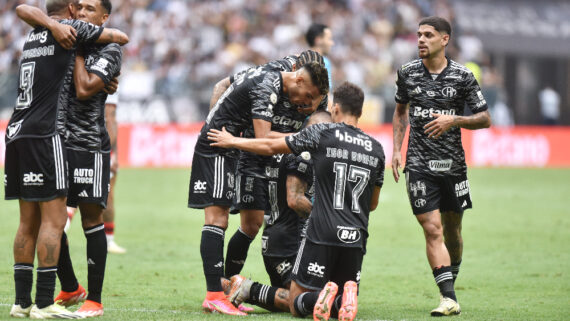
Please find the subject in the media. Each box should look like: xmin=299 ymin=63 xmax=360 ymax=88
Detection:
xmin=333 ymin=81 xmax=364 ymax=118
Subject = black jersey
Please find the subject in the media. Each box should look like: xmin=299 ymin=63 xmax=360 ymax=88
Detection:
xmin=195 ymin=68 xmax=283 ymax=157
xmin=5 ymin=20 xmax=103 ymax=144
xmin=65 ymin=43 xmax=122 ymax=153
xmin=395 ymin=58 xmax=488 ymax=176
xmin=263 ymin=153 xmax=313 ymax=257
xmin=286 ymin=123 xmax=385 ymax=250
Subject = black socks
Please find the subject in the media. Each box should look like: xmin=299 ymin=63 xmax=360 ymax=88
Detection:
xmin=84 ymin=224 xmax=107 ymax=303
xmin=224 ymin=227 xmax=253 ymax=278
xmin=201 ymin=225 xmax=225 ymax=292
xmin=14 ymin=263 xmax=33 ymax=308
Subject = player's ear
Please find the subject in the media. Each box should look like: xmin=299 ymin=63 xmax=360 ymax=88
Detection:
xmin=101 ymin=13 xmax=109 ymax=24
xmin=68 ymin=3 xmax=76 ymax=18
xmin=441 ymin=33 xmax=449 ymax=47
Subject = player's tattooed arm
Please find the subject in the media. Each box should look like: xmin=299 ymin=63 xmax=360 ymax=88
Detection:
xmin=391 ymin=103 xmax=409 ymax=182
xmin=96 ymin=28 xmax=129 ymax=45
xmin=209 ymin=77 xmax=231 ymax=109
xmin=15 ymin=4 xmax=77 ymax=50
xmin=286 ymin=175 xmax=311 ymax=218
xmin=424 ymin=110 xmax=491 ymax=138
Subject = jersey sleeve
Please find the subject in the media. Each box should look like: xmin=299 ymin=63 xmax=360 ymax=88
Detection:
xmin=463 ymin=72 xmax=488 ymax=113
xmin=394 ymin=68 xmax=409 ymax=104
xmin=374 ymin=148 xmax=386 ymax=188
xmin=285 ymin=155 xmax=313 ymax=184
xmin=66 ymin=20 xmax=104 ymax=44
xmin=285 ymin=123 xmax=326 ymax=155
xmin=249 ymin=73 xmax=280 ymax=121
xmin=86 ymin=44 xmax=122 ymax=85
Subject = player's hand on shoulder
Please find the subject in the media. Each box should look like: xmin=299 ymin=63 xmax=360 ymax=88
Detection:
xmin=104 ymin=77 xmax=119 ymax=95
xmin=52 ymin=22 xmax=76 ymax=50
xmin=424 ymin=113 xmax=455 ymax=139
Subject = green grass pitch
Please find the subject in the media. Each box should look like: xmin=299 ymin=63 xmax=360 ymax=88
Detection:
xmin=0 ymin=168 xmax=568 ymax=320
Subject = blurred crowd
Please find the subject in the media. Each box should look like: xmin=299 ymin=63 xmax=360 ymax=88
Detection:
xmin=0 ymin=0 xmax=511 ymax=124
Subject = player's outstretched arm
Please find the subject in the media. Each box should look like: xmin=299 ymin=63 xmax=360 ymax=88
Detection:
xmin=392 ymin=102 xmax=409 ymax=183
xmin=15 ymin=4 xmax=76 ymax=50
xmin=208 ymin=127 xmax=291 ymax=156
xmin=424 ymin=110 xmax=491 ymax=139
xmin=253 ymin=119 xmax=291 ymax=139
xmin=209 ymin=77 xmax=231 ymax=109
xmin=74 ymin=53 xmax=106 ymax=100
xmin=96 ymin=28 xmax=129 ymax=45
xmin=286 ymin=175 xmax=311 ymax=218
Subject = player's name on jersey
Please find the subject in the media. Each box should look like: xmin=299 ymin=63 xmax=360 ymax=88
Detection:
xmin=326 ymin=147 xmax=380 ymax=167
xmin=22 ymin=45 xmax=55 ymax=60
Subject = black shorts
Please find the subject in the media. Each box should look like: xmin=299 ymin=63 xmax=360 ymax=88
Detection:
xmin=263 ymin=255 xmax=296 ymax=288
xmin=4 ymin=135 xmax=67 ymax=201
xmin=67 ymin=149 xmax=110 ymax=208
xmin=188 ymin=153 xmax=236 ymax=208
xmin=292 ymin=239 xmax=363 ymax=291
xmin=232 ymin=174 xmax=268 ymax=212
xmin=405 ymin=171 xmax=472 ymax=215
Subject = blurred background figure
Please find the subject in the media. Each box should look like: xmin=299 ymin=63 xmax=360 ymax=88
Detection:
xmin=306 ymin=23 xmax=334 ymax=93
xmin=539 ymin=86 xmax=561 ymax=126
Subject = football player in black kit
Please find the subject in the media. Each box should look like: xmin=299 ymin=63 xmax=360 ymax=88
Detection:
xmin=208 ymin=82 xmax=385 ymax=321
xmin=392 ymin=16 xmax=491 ymax=316
xmin=5 ymin=0 xmax=127 ymax=318
xmin=210 ymin=50 xmax=328 ymax=286
xmin=225 ymin=110 xmax=332 ymax=313
xmin=188 ymin=61 xmax=329 ymax=315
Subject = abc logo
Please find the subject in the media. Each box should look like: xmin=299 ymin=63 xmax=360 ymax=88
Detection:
xmin=308 ymin=262 xmax=325 ymax=276
xmin=23 ymin=172 xmax=43 ymax=183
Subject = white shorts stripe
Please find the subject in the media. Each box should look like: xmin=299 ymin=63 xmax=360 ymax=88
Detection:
xmin=52 ymin=135 xmax=65 ymax=190
xmin=292 ymin=237 xmax=306 ymax=275
xmin=213 ymin=156 xmax=224 ymax=199
xmin=92 ymin=153 xmax=103 ymax=197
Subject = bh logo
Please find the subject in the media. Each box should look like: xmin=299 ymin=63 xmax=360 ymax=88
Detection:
xmin=194 ymin=180 xmax=207 ymax=192
xmin=337 ymin=227 xmax=361 ymax=243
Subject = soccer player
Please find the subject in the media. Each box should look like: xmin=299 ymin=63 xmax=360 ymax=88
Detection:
xmin=102 ymin=92 xmax=127 ymax=254
xmin=306 ymin=23 xmax=334 ymax=97
xmin=227 ymin=110 xmax=332 ymax=313
xmin=208 ymin=81 xmax=385 ymax=321
xmin=188 ymin=61 xmax=329 ymax=315
xmin=392 ymin=16 xmax=491 ymax=316
xmin=5 ymin=1 xmax=127 ymax=318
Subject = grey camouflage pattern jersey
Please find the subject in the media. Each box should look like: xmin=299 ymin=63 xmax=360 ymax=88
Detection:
xmin=286 ymin=123 xmax=385 ymax=250
xmin=5 ymin=20 xmax=103 ymax=143
xmin=65 ymin=43 xmax=122 ymax=153
xmin=195 ymin=68 xmax=283 ymax=157
xmin=395 ymin=58 xmax=488 ymax=176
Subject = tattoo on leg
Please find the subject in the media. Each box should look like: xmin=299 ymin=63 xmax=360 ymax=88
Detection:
xmin=44 ymin=243 xmax=57 ymax=265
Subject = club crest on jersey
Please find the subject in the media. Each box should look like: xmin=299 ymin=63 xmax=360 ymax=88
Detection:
xmin=441 ymin=87 xmax=457 ymax=98
xmin=6 ymin=120 xmax=23 ymax=139
xmin=337 ymin=226 xmax=361 ymax=244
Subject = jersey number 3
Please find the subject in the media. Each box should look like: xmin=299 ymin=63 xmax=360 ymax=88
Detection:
xmin=333 ymin=162 xmax=370 ymax=214
xmin=17 ymin=62 xmax=36 ymax=110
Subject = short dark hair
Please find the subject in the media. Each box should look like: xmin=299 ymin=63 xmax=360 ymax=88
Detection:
xmin=298 ymin=50 xmax=324 ymax=68
xmin=333 ymin=81 xmax=364 ymax=118
xmin=46 ymin=0 xmax=76 ymax=15
xmin=419 ymin=16 xmax=452 ymax=37
xmin=100 ymin=0 xmax=112 ymax=14
xmin=305 ymin=110 xmax=332 ymax=128
xmin=301 ymin=61 xmax=329 ymax=96
xmin=305 ymin=23 xmax=328 ymax=47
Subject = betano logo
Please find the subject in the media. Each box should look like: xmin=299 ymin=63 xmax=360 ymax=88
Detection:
xmin=413 ymin=107 xmax=456 ymax=118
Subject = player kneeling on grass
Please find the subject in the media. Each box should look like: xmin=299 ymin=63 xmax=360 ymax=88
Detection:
xmin=209 ymin=82 xmax=385 ymax=321
xmin=224 ymin=111 xmax=332 ymax=313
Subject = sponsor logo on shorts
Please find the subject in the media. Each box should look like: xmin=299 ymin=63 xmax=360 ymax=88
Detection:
xmin=410 ymin=180 xmax=426 ymax=197
xmin=261 ymin=236 xmax=268 ymax=253
xmin=245 ymin=177 xmax=254 ymax=192
xmin=414 ymin=198 xmax=427 ymax=208
xmin=455 ymin=180 xmax=470 ymax=197
xmin=23 ymin=172 xmax=44 ymax=186
xmin=4 ymin=174 xmax=7 ymax=186
xmin=428 ymin=159 xmax=452 ymax=172
xmin=276 ymin=260 xmax=292 ymax=276
xmin=74 ymin=168 xmax=94 ymax=184
xmin=226 ymin=191 xmax=234 ymax=200
xmin=307 ymin=262 xmax=325 ymax=278
xmin=337 ymin=226 xmax=361 ymax=244
xmin=227 ymin=172 xmax=235 ymax=189
xmin=242 ymin=195 xmax=254 ymax=203
xmin=6 ymin=120 xmax=23 ymax=139
xmin=356 ymin=271 xmax=361 ymax=282
xmin=193 ymin=180 xmax=207 ymax=193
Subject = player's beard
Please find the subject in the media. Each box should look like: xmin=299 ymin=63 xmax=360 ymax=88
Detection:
xmin=418 ymin=47 xmax=430 ymax=58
